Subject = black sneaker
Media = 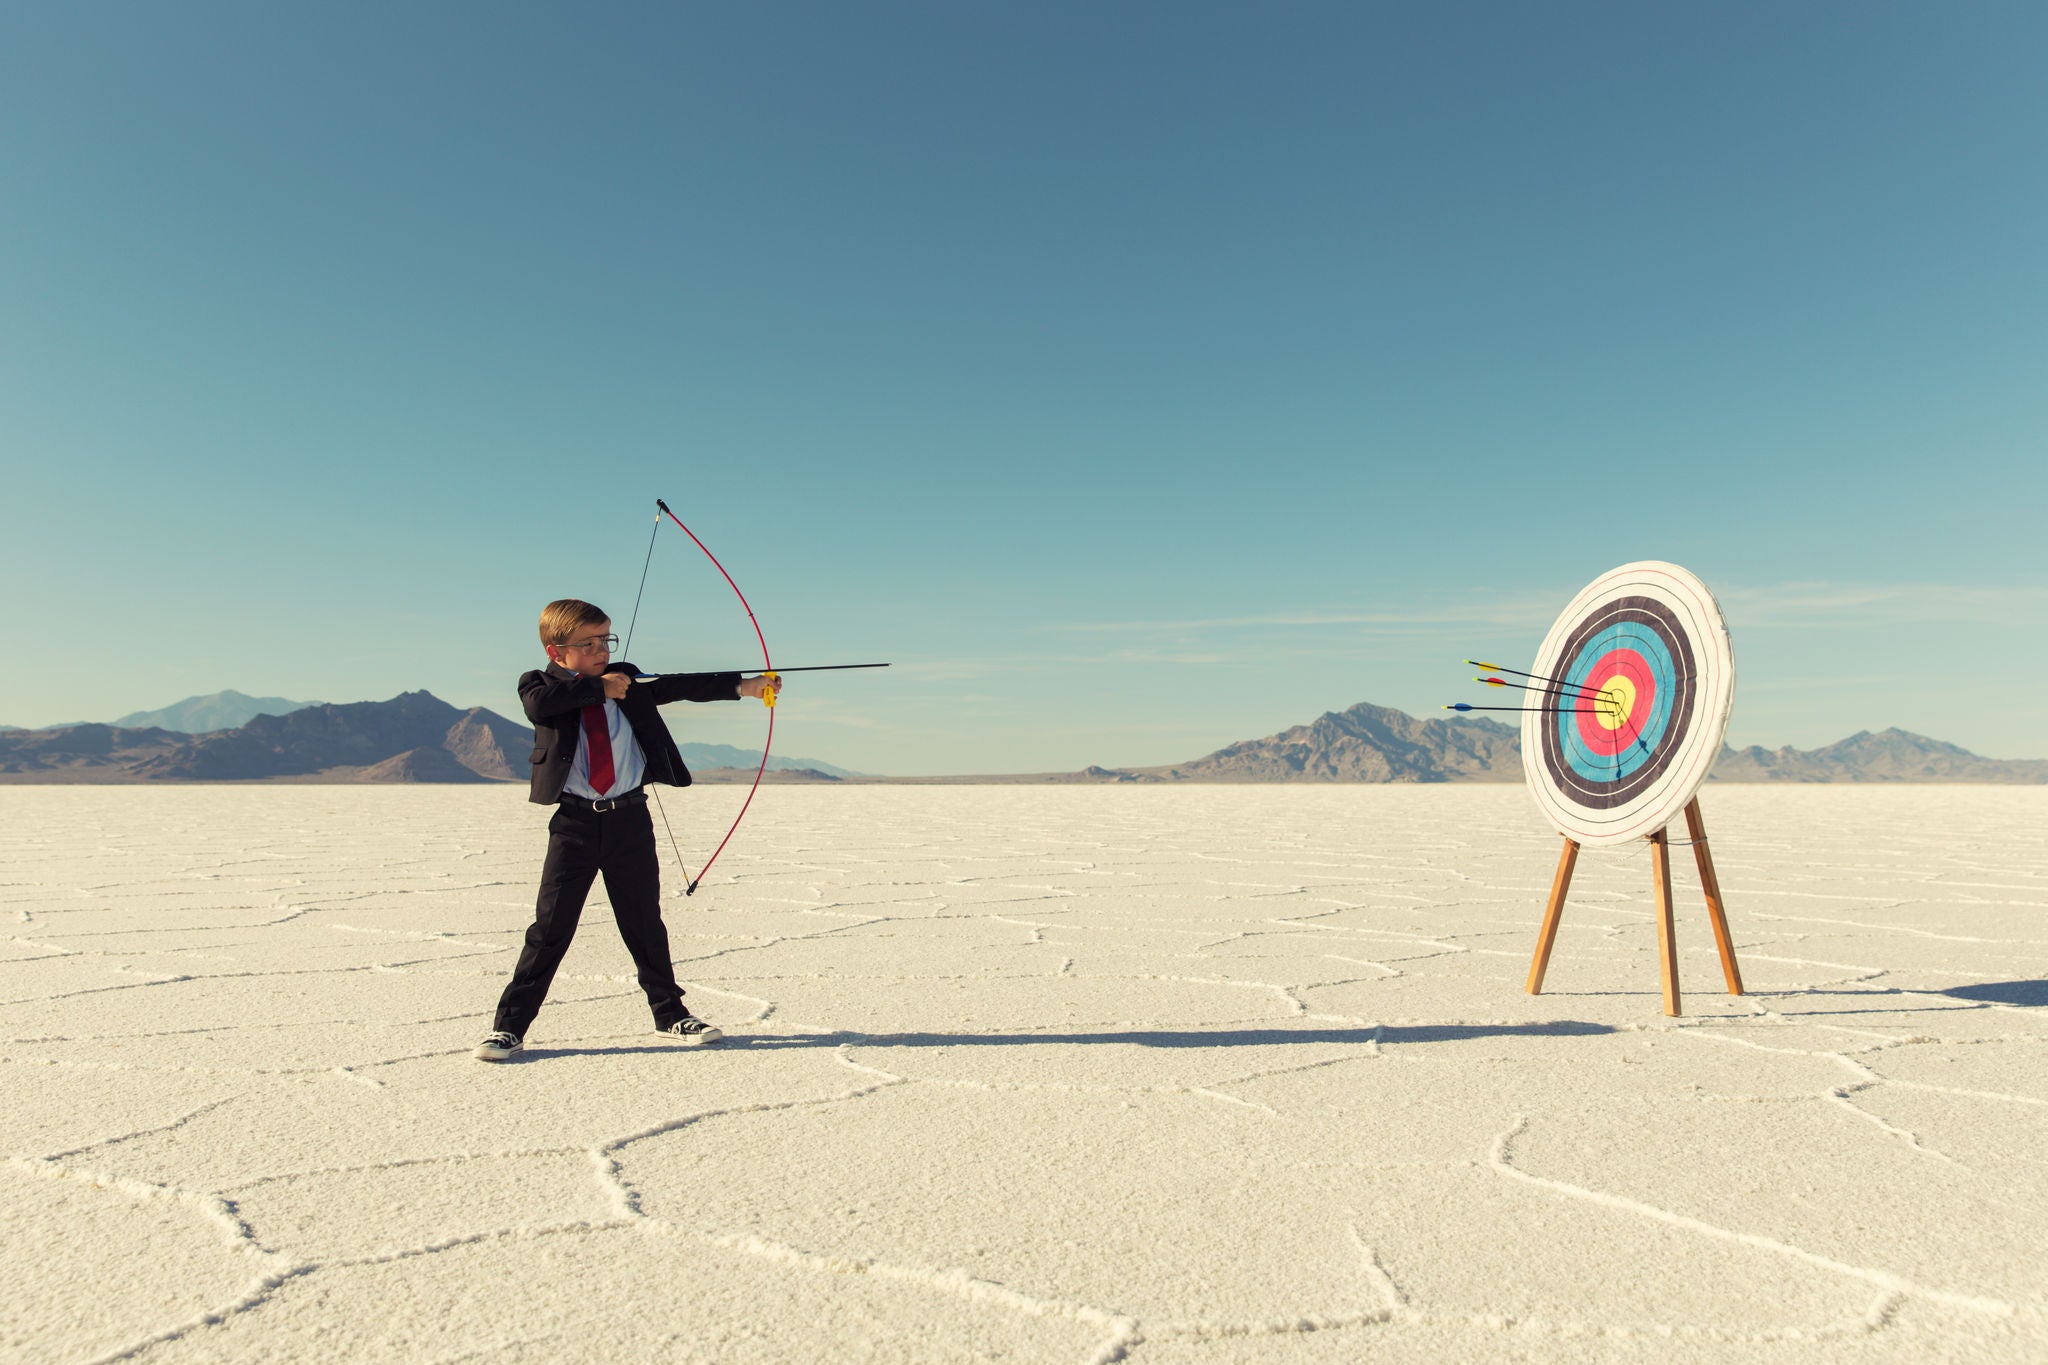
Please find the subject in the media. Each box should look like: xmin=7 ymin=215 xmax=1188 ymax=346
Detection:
xmin=657 ymin=1016 xmax=723 ymax=1045
xmin=474 ymin=1031 xmax=524 ymax=1062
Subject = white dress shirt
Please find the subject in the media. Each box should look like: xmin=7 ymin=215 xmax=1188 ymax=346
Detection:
xmin=563 ymin=697 xmax=647 ymax=800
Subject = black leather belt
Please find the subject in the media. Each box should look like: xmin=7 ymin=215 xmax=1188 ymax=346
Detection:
xmin=559 ymin=788 xmax=647 ymax=813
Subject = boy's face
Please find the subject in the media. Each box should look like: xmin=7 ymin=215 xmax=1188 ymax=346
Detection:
xmin=547 ymin=621 xmax=617 ymax=677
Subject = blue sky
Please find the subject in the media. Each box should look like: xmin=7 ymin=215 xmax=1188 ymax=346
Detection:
xmin=4 ymin=4 xmax=2044 ymax=772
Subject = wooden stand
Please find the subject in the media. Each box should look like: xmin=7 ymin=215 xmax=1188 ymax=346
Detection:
xmin=1525 ymin=796 xmax=1744 ymax=1017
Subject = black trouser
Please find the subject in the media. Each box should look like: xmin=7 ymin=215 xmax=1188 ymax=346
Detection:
xmin=493 ymin=800 xmax=687 ymax=1036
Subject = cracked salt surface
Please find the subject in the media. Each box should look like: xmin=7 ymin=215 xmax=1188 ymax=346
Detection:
xmin=4 ymin=785 xmax=2046 ymax=1363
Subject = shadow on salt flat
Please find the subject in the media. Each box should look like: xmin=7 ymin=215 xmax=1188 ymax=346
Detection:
xmin=517 ymin=1020 xmax=1616 ymax=1061
xmin=1944 ymin=980 xmax=2048 ymax=1006
xmin=1760 ymin=982 xmax=2048 ymax=1012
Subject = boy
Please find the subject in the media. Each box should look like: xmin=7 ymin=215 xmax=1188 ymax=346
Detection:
xmin=475 ymin=598 xmax=779 ymax=1061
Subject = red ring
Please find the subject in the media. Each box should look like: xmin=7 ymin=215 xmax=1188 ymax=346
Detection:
xmin=1573 ymin=648 xmax=1657 ymax=757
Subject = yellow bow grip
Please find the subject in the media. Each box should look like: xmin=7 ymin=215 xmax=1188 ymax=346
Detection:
xmin=761 ymin=671 xmax=779 ymax=709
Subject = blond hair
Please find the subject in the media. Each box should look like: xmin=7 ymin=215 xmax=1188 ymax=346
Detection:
xmin=538 ymin=599 xmax=610 ymax=648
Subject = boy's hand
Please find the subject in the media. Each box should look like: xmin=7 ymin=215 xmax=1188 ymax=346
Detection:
xmin=601 ymin=673 xmax=631 ymax=701
xmin=737 ymin=674 xmax=780 ymax=701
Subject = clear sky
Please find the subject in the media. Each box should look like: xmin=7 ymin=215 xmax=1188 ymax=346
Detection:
xmin=4 ymin=3 xmax=2044 ymax=772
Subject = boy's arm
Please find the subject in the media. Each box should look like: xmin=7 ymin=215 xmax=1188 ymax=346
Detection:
xmin=519 ymin=669 xmax=607 ymax=724
xmin=638 ymin=669 xmax=744 ymax=706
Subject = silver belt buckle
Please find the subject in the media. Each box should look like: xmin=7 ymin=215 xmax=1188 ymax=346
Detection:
xmin=591 ymin=797 xmax=615 ymax=813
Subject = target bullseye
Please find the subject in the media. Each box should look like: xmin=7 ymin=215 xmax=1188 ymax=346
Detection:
xmin=1591 ymin=674 xmax=1635 ymax=731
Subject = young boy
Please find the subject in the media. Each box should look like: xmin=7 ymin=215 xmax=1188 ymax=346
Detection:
xmin=475 ymin=598 xmax=779 ymax=1061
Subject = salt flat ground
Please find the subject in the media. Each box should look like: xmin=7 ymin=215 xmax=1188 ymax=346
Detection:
xmin=3 ymin=786 xmax=2045 ymax=1364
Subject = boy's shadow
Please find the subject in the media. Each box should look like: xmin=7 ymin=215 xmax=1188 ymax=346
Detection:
xmin=524 ymin=1019 xmax=1615 ymax=1061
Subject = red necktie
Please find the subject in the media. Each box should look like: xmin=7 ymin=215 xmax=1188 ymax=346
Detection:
xmin=580 ymin=703 xmax=616 ymax=795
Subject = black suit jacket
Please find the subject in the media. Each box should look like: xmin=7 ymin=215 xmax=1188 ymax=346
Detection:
xmin=519 ymin=662 xmax=743 ymax=806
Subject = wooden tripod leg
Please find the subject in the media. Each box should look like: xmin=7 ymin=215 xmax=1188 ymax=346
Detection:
xmin=1650 ymin=828 xmax=1681 ymax=1016
xmin=1526 ymin=837 xmax=1580 ymax=994
xmin=1684 ymin=797 xmax=1744 ymax=996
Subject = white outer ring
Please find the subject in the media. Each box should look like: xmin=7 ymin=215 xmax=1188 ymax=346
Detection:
xmin=1521 ymin=561 xmax=1735 ymax=847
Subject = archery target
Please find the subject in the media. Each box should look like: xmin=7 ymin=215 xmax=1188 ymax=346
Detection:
xmin=1523 ymin=562 xmax=1734 ymax=847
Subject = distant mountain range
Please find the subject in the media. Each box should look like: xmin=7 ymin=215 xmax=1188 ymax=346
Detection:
xmin=1133 ymin=703 xmax=1522 ymax=782
xmin=0 ymin=690 xmax=322 ymax=734
xmin=1709 ymin=729 xmax=2048 ymax=783
xmin=4 ymin=693 xmax=2041 ymax=785
xmin=0 ymin=692 xmax=858 ymax=784
xmin=889 ymin=702 xmax=2044 ymax=785
xmin=0 ymin=693 xmax=528 ymax=783
xmin=674 ymin=742 xmax=859 ymax=779
xmin=114 ymin=690 xmax=322 ymax=732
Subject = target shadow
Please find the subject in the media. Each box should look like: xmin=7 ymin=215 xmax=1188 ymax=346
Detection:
xmin=1943 ymin=980 xmax=2048 ymax=1007
xmin=1692 ymin=984 xmax=2048 ymax=1020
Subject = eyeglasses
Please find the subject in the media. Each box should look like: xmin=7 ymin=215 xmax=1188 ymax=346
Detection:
xmin=562 ymin=634 xmax=619 ymax=653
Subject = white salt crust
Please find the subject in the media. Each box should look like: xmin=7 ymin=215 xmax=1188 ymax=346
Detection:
xmin=3 ymin=785 xmax=2044 ymax=1363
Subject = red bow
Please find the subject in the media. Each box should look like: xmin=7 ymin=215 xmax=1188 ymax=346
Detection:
xmin=623 ymin=498 xmax=776 ymax=896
